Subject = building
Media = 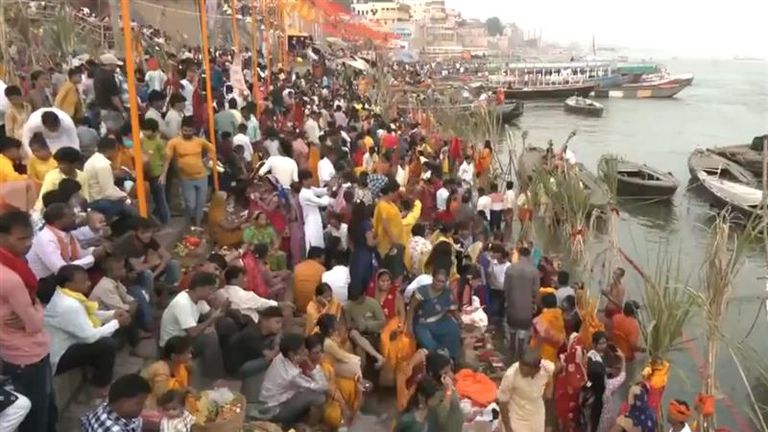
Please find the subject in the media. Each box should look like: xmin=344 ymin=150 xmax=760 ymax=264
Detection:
xmin=350 ymin=1 xmax=412 ymax=29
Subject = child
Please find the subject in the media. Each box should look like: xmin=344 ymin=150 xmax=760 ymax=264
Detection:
xmin=158 ymin=389 xmax=195 ymax=432
xmin=3 ymin=85 xmax=32 ymax=141
xmin=27 ymin=133 xmax=58 ymax=186
xmin=142 ymin=118 xmax=171 ymax=224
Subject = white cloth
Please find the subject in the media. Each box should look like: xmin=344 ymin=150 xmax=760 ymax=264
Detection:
xmin=0 ymin=80 xmax=7 ymax=126
xmin=83 ymin=152 xmax=128 ymax=201
xmin=258 ymin=155 xmax=298 ymax=188
xmin=436 ymin=187 xmax=450 ymax=211
xmin=259 ymin=353 xmax=328 ymax=407
xmin=304 ymin=118 xmax=320 ymax=145
xmin=497 ymin=360 xmax=555 ymax=432
xmin=145 ymin=70 xmax=168 ymax=92
xmin=0 ymin=390 xmax=31 ymax=431
xmin=458 ymin=161 xmax=474 ymax=186
xmin=44 ymin=289 xmax=119 ymax=372
xmin=317 ymin=157 xmax=335 ymax=187
xmin=477 ymin=195 xmax=492 ymax=218
xmin=404 ymin=274 xmax=433 ymax=303
xmin=27 ymin=226 xmax=95 ymax=279
xmin=159 ymin=291 xmax=211 ymax=347
xmin=232 ymin=133 xmax=253 ymax=162
xmin=503 ymin=190 xmax=516 ymax=210
xmin=20 ymin=108 xmax=79 ymax=157
xmin=179 ymin=79 xmax=195 ymax=116
xmin=263 ymin=138 xmax=280 ymax=157
xmin=219 ymin=284 xmax=277 ymax=324
xmin=164 ymin=110 xmax=183 ymax=139
xmin=89 ymin=277 xmax=134 ymax=311
xmin=564 ymin=148 xmax=576 ymax=164
xmin=325 ymin=223 xmax=349 ymax=251
xmin=490 ymin=260 xmax=510 ymax=291
xmin=299 ymin=187 xmax=331 ymax=250
xmin=555 ymin=286 xmax=575 ymax=306
xmin=670 ymin=426 xmax=692 ymax=432
xmin=71 ymin=225 xmax=102 ymax=249
xmin=321 ymin=265 xmax=350 ymax=305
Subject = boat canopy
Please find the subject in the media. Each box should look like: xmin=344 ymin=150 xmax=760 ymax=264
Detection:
xmin=617 ymin=63 xmax=658 ymax=74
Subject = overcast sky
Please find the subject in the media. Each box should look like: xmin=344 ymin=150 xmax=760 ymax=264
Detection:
xmin=450 ymin=0 xmax=767 ymax=58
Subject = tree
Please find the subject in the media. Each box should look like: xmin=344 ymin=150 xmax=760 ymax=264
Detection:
xmin=485 ymin=17 xmax=504 ymax=37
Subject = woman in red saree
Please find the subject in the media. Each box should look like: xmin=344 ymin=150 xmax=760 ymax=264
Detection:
xmin=248 ymin=175 xmax=289 ymax=254
xmin=555 ymin=334 xmax=587 ymax=432
xmin=372 ymin=269 xmax=416 ymax=383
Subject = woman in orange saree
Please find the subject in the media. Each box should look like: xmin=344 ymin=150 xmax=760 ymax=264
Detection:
xmin=395 ymin=348 xmax=429 ymax=412
xmin=141 ymin=336 xmax=196 ymax=425
xmin=374 ymin=270 xmax=416 ymax=382
xmin=305 ymin=282 xmax=343 ymax=335
xmin=530 ymin=293 xmax=566 ymax=362
xmin=305 ymin=334 xmax=359 ymax=429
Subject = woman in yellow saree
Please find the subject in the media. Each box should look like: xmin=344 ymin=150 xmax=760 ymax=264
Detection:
xmin=305 ymin=334 xmax=357 ymax=430
xmin=141 ymin=336 xmax=196 ymax=425
xmin=305 ymin=283 xmax=343 ymax=336
xmin=374 ymin=270 xmax=416 ymax=383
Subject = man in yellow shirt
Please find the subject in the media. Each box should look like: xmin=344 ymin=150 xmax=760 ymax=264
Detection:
xmin=35 ymin=147 xmax=89 ymax=211
xmin=373 ymin=181 xmax=405 ymax=280
xmin=161 ymin=117 xmax=215 ymax=227
xmin=54 ymin=68 xmax=83 ymax=120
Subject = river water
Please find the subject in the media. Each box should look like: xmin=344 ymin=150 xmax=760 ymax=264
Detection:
xmin=509 ymin=59 xmax=768 ymax=428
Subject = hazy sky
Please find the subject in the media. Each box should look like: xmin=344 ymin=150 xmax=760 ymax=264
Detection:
xmin=450 ymin=0 xmax=768 ymax=58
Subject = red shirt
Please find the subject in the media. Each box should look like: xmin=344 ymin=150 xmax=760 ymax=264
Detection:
xmin=0 ymin=263 xmax=51 ymax=365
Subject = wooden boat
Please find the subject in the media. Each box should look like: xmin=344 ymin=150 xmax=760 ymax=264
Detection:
xmin=687 ymin=148 xmax=756 ymax=185
xmin=611 ymin=158 xmax=679 ymax=198
xmin=563 ymin=96 xmax=604 ymax=117
xmin=697 ymin=171 xmax=764 ymax=214
xmin=517 ymin=147 xmax=610 ymax=209
xmin=504 ymin=82 xmax=596 ymax=100
xmin=710 ymin=137 xmax=766 ymax=177
xmin=593 ymin=74 xmax=694 ymax=99
xmin=497 ymin=101 xmax=524 ymax=124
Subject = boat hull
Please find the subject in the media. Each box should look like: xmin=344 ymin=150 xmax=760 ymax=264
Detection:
xmin=687 ymin=149 xmax=757 ymax=185
xmin=504 ymin=83 xmax=595 ymax=100
xmin=593 ymin=76 xmax=693 ymax=99
xmin=615 ymin=179 xmax=677 ymax=198
xmin=498 ymin=101 xmax=524 ymax=124
xmin=564 ymin=102 xmax=603 ymax=117
xmin=710 ymin=144 xmax=763 ymax=176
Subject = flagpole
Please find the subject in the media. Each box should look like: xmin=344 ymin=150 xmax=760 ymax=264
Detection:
xmin=251 ymin=0 xmax=260 ymax=103
xmin=263 ymin=0 xmax=271 ymax=92
xmin=198 ymin=0 xmax=220 ymax=191
xmin=119 ymin=0 xmax=148 ymax=217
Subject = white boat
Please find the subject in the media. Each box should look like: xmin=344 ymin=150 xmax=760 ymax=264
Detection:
xmin=698 ymin=170 xmax=764 ymax=214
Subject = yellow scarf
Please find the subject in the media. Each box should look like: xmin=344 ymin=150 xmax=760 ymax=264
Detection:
xmin=59 ymin=288 xmax=102 ymax=327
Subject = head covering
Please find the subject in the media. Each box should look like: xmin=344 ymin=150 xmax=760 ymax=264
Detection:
xmin=99 ymin=53 xmax=123 ymax=66
xmin=668 ymin=400 xmax=691 ymax=423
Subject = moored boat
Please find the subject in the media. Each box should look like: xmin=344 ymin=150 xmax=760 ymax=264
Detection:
xmin=610 ymin=158 xmax=679 ymax=198
xmin=505 ymin=82 xmax=596 ymax=100
xmin=517 ymin=147 xmax=610 ymax=209
xmin=687 ymin=148 xmax=756 ymax=185
xmin=593 ymin=73 xmax=694 ymax=99
xmin=710 ymin=135 xmax=767 ymax=177
xmin=563 ymin=96 xmax=604 ymax=117
xmin=697 ymin=171 xmax=764 ymax=214
xmin=497 ymin=101 xmax=524 ymax=124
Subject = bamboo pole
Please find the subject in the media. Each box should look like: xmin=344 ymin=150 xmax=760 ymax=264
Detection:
xmin=119 ymin=0 xmax=148 ymax=217
xmin=263 ymin=0 xmax=271 ymax=92
xmin=251 ymin=0 xmax=260 ymax=103
xmin=198 ymin=0 xmax=220 ymax=191
xmin=231 ymin=0 xmax=240 ymax=51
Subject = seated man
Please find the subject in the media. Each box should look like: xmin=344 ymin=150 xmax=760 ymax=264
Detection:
xmin=83 ymin=137 xmax=133 ymax=219
xmin=44 ymin=265 xmax=132 ymax=398
xmin=344 ymin=290 xmax=387 ymax=368
xmin=27 ymin=203 xmax=109 ymax=303
xmin=35 ymin=146 xmax=89 ymax=211
xmin=158 ymin=271 xmax=228 ymax=381
xmin=80 ymin=373 xmax=150 ymax=431
xmin=0 ymin=137 xmax=36 ymax=211
xmin=224 ymin=305 xmax=284 ymax=378
xmin=259 ymin=333 xmax=327 ymax=427
xmin=218 ymin=266 xmax=293 ymax=325
xmin=293 ymin=246 xmax=326 ymax=313
xmin=177 ymin=253 xmax=228 ymax=292
xmin=113 ymin=217 xmax=181 ymax=323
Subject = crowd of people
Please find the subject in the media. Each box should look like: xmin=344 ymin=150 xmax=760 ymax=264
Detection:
xmin=0 ymin=39 xmax=699 ymax=432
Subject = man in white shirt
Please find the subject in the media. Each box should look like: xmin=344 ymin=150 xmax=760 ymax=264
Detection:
xmin=164 ymin=94 xmax=186 ymax=139
xmin=84 ymin=137 xmax=135 ymax=218
xmin=71 ymin=210 xmax=107 ymax=249
xmin=144 ymin=90 xmax=171 ymax=139
xmin=435 ymin=179 xmax=451 ymax=211
xmin=458 ymin=154 xmax=475 ymax=187
xmin=179 ymin=66 xmax=198 ymax=116
xmin=144 ymin=63 xmax=168 ymax=92
xmin=476 ymin=187 xmax=492 ymax=220
xmin=324 ymin=214 xmax=349 ymax=252
xmin=259 ymin=333 xmax=327 ymax=424
xmin=303 ymin=111 xmax=321 ymax=145
xmin=488 ymin=244 xmax=511 ymax=319
xmin=317 ymin=153 xmax=336 ymax=187
xmin=27 ymin=204 xmax=107 ymax=301
xmin=218 ymin=266 xmax=284 ymax=324
xmin=332 ymin=105 xmax=348 ymax=128
xmin=20 ymin=107 xmax=79 ymax=158
xmin=257 ymin=139 xmax=299 ymax=188
xmin=321 ymin=251 xmax=351 ymax=304
xmin=232 ymin=123 xmax=253 ymax=162
xmin=299 ymin=170 xmax=332 ymax=250
xmin=159 ymin=271 xmax=227 ymax=379
xmin=44 ymin=264 xmax=130 ymax=392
